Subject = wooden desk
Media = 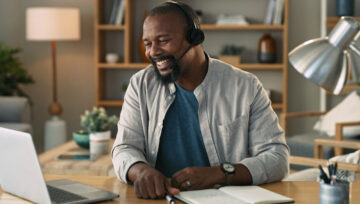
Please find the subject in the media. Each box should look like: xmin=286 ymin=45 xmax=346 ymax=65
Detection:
xmin=39 ymin=140 xmax=114 ymax=176
xmin=1 ymin=175 xmax=360 ymax=203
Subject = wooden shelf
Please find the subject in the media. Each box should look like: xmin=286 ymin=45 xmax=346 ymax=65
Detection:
xmin=98 ymin=63 xmax=148 ymax=69
xmin=343 ymin=84 xmax=360 ymax=94
xmin=201 ymin=24 xmax=284 ymax=30
xmin=97 ymin=24 xmax=126 ymax=30
xmin=326 ymin=17 xmax=360 ymax=28
xmin=97 ymin=63 xmax=283 ymax=70
xmin=233 ymin=63 xmax=284 ymax=70
xmin=272 ymin=103 xmax=283 ymax=109
xmin=325 ymin=84 xmax=360 ymax=95
xmin=95 ymin=0 xmax=289 ymax=114
xmin=98 ymin=100 xmax=124 ymax=107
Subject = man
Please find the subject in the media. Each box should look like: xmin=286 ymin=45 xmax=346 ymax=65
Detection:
xmin=111 ymin=1 xmax=289 ymax=200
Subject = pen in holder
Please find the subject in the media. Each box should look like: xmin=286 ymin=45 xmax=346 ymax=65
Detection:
xmin=319 ymin=162 xmax=349 ymax=204
xmin=319 ymin=179 xmax=349 ymax=204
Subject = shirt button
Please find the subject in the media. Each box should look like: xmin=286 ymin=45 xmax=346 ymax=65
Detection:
xmin=158 ymin=123 xmax=162 ymax=127
xmin=152 ymin=151 xmax=155 ymax=154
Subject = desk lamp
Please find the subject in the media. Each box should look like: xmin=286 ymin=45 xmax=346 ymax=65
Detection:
xmin=289 ymin=16 xmax=360 ymax=95
xmin=26 ymin=7 xmax=80 ymax=150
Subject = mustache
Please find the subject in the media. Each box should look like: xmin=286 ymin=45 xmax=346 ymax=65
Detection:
xmin=150 ymin=55 xmax=176 ymax=64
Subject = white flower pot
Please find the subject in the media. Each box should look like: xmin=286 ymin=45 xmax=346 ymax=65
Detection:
xmin=90 ymin=131 xmax=111 ymax=158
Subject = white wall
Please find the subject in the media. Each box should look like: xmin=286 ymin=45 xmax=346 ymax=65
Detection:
xmin=0 ymin=0 xmax=324 ymax=152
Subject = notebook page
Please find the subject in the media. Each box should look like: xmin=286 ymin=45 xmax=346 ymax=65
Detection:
xmin=219 ymin=186 xmax=293 ymax=204
xmin=174 ymin=189 xmax=246 ymax=204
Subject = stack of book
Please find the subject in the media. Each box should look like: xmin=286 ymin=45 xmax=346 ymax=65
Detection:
xmin=108 ymin=0 xmax=126 ymax=25
xmin=264 ymin=0 xmax=284 ymax=25
xmin=216 ymin=14 xmax=249 ymax=25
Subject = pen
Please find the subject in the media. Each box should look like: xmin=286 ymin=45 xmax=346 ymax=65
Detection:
xmin=318 ymin=165 xmax=330 ymax=184
xmin=165 ymin=194 xmax=175 ymax=204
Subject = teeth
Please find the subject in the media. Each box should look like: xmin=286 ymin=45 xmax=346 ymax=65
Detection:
xmin=156 ymin=59 xmax=169 ymax=66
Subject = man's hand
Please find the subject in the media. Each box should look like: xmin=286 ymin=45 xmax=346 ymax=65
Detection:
xmin=171 ymin=166 xmax=224 ymax=190
xmin=128 ymin=163 xmax=180 ymax=199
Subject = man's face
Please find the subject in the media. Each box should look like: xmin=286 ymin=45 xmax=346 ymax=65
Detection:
xmin=143 ymin=13 xmax=190 ymax=84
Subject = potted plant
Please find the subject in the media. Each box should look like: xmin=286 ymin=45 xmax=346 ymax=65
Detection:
xmin=218 ymin=45 xmax=244 ymax=65
xmin=0 ymin=42 xmax=34 ymax=130
xmin=80 ymin=107 xmax=118 ymax=156
xmin=0 ymin=42 xmax=34 ymax=97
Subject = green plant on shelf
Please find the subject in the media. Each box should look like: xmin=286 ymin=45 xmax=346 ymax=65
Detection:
xmin=220 ymin=45 xmax=244 ymax=55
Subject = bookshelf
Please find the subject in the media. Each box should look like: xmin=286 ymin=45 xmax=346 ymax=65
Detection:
xmin=94 ymin=0 xmax=289 ymax=113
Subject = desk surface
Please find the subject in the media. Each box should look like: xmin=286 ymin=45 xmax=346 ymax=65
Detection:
xmin=39 ymin=140 xmax=114 ymax=176
xmin=1 ymin=174 xmax=360 ymax=204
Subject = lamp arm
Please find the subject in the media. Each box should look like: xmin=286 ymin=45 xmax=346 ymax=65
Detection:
xmin=349 ymin=30 xmax=360 ymax=56
xmin=349 ymin=44 xmax=360 ymax=57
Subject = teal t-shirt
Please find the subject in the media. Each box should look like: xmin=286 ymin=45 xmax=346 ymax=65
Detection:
xmin=155 ymin=83 xmax=210 ymax=177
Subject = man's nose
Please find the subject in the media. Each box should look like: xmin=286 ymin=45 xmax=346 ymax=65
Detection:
xmin=149 ymin=43 xmax=162 ymax=57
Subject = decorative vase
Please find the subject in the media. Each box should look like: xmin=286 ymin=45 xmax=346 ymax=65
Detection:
xmin=258 ymin=33 xmax=276 ymax=63
xmin=89 ymin=130 xmax=111 ymax=158
xmin=336 ymin=0 xmax=354 ymax=17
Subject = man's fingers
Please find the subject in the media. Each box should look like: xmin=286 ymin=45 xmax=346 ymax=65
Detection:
xmin=166 ymin=182 xmax=180 ymax=195
xmin=135 ymin=181 xmax=145 ymax=198
xmin=144 ymin=177 xmax=158 ymax=199
xmin=154 ymin=176 xmax=166 ymax=198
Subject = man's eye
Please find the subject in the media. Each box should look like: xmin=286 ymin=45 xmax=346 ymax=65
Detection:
xmin=144 ymin=42 xmax=151 ymax=47
xmin=159 ymin=39 xmax=169 ymax=44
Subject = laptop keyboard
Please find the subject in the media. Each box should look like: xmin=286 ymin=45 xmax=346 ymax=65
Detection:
xmin=47 ymin=185 xmax=87 ymax=203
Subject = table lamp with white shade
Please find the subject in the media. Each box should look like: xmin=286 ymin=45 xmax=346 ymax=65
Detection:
xmin=26 ymin=7 xmax=80 ymax=150
xmin=288 ymin=16 xmax=360 ymax=95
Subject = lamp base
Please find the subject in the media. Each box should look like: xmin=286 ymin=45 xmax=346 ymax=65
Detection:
xmin=44 ymin=116 xmax=67 ymax=151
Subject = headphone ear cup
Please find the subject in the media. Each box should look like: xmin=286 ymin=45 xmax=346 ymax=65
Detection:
xmin=187 ymin=29 xmax=205 ymax=46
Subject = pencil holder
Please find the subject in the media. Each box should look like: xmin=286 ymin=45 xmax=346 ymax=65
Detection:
xmin=319 ymin=179 xmax=349 ymax=204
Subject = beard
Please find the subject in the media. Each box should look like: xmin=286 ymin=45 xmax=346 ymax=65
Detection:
xmin=150 ymin=55 xmax=182 ymax=85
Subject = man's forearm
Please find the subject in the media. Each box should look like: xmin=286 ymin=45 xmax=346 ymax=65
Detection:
xmin=127 ymin=162 xmax=150 ymax=183
xmin=232 ymin=164 xmax=253 ymax=185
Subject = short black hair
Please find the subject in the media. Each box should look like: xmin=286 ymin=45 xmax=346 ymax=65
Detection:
xmin=148 ymin=1 xmax=200 ymax=34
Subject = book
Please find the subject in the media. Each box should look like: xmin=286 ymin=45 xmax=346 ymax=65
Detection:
xmin=216 ymin=14 xmax=249 ymax=25
xmin=264 ymin=0 xmax=276 ymax=24
xmin=115 ymin=0 xmax=126 ymax=25
xmin=174 ymin=185 xmax=294 ymax=204
xmin=272 ymin=0 xmax=284 ymax=24
xmin=108 ymin=0 xmax=120 ymax=24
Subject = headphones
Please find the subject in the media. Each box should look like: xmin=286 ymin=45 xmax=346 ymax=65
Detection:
xmin=164 ymin=1 xmax=205 ymax=46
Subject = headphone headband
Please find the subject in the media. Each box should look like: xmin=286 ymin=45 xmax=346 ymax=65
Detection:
xmin=165 ymin=1 xmax=198 ymax=30
xmin=164 ymin=1 xmax=204 ymax=46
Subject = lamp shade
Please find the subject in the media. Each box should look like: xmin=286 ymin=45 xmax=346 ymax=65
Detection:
xmin=288 ymin=38 xmax=349 ymax=95
xmin=288 ymin=17 xmax=359 ymax=95
xmin=26 ymin=7 xmax=80 ymax=41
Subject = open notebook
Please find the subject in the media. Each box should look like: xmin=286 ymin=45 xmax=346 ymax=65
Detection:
xmin=175 ymin=185 xmax=294 ymax=204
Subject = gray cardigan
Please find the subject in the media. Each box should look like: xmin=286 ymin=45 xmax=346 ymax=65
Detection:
xmin=111 ymin=57 xmax=289 ymax=185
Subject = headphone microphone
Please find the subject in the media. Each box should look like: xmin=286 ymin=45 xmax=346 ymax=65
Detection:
xmin=164 ymin=1 xmax=205 ymax=69
xmin=170 ymin=44 xmax=193 ymax=70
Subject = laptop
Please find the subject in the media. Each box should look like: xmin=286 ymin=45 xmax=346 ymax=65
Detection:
xmin=0 ymin=127 xmax=119 ymax=204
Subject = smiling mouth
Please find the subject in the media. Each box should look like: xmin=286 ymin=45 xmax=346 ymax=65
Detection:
xmin=156 ymin=59 xmax=172 ymax=70
xmin=151 ymin=56 xmax=175 ymax=75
